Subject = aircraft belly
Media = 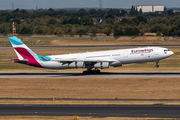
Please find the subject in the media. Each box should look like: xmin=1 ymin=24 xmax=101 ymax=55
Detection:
xmin=40 ymin=61 xmax=70 ymax=69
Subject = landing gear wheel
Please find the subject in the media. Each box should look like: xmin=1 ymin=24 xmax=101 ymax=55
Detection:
xmin=96 ymin=70 xmax=100 ymax=74
xmin=155 ymin=65 xmax=159 ymax=68
xmin=155 ymin=61 xmax=159 ymax=68
xmin=83 ymin=71 xmax=88 ymax=74
xmin=90 ymin=70 xmax=95 ymax=74
xmin=83 ymin=69 xmax=101 ymax=74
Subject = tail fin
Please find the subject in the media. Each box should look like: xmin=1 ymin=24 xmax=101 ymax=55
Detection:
xmin=8 ymin=37 xmax=42 ymax=67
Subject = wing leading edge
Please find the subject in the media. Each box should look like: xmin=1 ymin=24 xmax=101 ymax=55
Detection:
xmin=51 ymin=58 xmax=117 ymax=64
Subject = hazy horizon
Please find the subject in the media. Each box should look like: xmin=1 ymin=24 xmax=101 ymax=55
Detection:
xmin=0 ymin=0 xmax=180 ymax=10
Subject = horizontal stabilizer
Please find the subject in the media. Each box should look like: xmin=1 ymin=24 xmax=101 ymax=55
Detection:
xmin=13 ymin=59 xmax=28 ymax=64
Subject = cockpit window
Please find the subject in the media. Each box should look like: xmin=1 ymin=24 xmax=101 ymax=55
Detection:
xmin=164 ymin=49 xmax=170 ymax=52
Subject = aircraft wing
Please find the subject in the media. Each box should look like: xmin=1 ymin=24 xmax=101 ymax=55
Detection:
xmin=51 ymin=58 xmax=117 ymax=64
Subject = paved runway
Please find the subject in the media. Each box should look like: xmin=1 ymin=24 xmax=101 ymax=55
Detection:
xmin=0 ymin=45 xmax=180 ymax=50
xmin=0 ymin=104 xmax=180 ymax=118
xmin=0 ymin=72 xmax=180 ymax=78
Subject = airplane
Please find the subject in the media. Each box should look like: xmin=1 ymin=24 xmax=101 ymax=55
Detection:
xmin=8 ymin=36 xmax=174 ymax=74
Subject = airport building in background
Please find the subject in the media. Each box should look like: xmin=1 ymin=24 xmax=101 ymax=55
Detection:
xmin=135 ymin=5 xmax=164 ymax=13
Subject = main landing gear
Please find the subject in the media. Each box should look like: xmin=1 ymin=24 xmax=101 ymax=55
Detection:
xmin=83 ymin=68 xmax=101 ymax=74
xmin=155 ymin=61 xmax=159 ymax=68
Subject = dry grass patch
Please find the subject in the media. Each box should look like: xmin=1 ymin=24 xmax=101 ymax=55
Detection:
xmin=116 ymin=36 xmax=163 ymax=41
xmin=0 ymin=78 xmax=180 ymax=100
xmin=1 ymin=36 xmax=180 ymax=46
xmin=1 ymin=100 xmax=180 ymax=105
xmin=50 ymin=37 xmax=180 ymax=46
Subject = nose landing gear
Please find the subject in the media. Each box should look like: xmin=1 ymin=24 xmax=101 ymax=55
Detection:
xmin=155 ymin=61 xmax=159 ymax=68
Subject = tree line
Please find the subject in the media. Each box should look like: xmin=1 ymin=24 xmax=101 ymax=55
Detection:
xmin=0 ymin=6 xmax=179 ymax=37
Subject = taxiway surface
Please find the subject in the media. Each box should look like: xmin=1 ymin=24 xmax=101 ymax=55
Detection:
xmin=0 ymin=105 xmax=180 ymax=118
xmin=0 ymin=72 xmax=180 ymax=78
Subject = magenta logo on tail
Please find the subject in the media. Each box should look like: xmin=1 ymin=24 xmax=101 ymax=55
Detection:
xmin=14 ymin=47 xmax=42 ymax=67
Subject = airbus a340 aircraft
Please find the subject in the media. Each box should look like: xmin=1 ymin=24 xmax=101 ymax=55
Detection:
xmin=9 ymin=37 xmax=174 ymax=74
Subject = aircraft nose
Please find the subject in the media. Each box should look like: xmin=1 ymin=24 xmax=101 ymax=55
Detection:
xmin=170 ymin=51 xmax=174 ymax=56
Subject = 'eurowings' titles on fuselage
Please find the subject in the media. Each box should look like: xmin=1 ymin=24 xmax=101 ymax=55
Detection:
xmin=131 ymin=49 xmax=153 ymax=54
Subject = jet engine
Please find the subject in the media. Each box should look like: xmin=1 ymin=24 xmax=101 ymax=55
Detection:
xmin=110 ymin=61 xmax=123 ymax=67
xmin=69 ymin=61 xmax=85 ymax=68
xmin=94 ymin=62 xmax=110 ymax=69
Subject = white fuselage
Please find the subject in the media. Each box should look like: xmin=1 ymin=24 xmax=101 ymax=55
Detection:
xmin=38 ymin=47 xmax=174 ymax=69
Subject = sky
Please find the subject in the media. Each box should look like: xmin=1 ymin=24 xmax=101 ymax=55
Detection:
xmin=0 ymin=0 xmax=180 ymax=10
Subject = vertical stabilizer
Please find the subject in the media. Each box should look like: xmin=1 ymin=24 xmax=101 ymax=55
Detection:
xmin=8 ymin=37 xmax=42 ymax=67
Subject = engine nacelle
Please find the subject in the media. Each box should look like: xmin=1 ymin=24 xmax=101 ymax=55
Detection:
xmin=69 ymin=61 xmax=85 ymax=68
xmin=94 ymin=62 xmax=110 ymax=69
xmin=110 ymin=61 xmax=123 ymax=67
